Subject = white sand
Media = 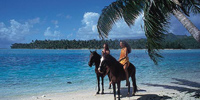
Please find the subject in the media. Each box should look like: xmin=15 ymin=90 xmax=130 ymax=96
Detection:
xmin=16 ymin=84 xmax=199 ymax=100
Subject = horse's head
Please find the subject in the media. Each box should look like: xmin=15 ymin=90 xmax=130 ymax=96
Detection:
xmin=88 ymin=50 xmax=99 ymax=67
xmin=98 ymin=54 xmax=109 ymax=73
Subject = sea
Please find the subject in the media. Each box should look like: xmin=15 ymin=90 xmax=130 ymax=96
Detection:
xmin=0 ymin=49 xmax=200 ymax=99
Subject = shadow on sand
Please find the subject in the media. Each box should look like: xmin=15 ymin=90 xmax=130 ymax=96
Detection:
xmin=142 ymin=78 xmax=200 ymax=98
xmin=119 ymin=87 xmax=171 ymax=100
xmin=102 ymin=78 xmax=200 ymax=99
xmin=136 ymin=94 xmax=171 ymax=100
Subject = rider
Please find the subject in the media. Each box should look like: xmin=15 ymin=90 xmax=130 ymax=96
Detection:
xmin=119 ymin=40 xmax=131 ymax=86
xmin=102 ymin=43 xmax=112 ymax=85
xmin=102 ymin=43 xmax=110 ymax=55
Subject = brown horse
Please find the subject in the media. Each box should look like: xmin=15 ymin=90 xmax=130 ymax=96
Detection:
xmin=88 ymin=51 xmax=111 ymax=94
xmin=99 ymin=54 xmax=137 ymax=100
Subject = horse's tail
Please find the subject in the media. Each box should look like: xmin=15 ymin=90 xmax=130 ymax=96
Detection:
xmin=130 ymin=63 xmax=138 ymax=92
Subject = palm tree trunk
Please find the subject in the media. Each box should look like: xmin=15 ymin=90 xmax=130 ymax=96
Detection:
xmin=172 ymin=0 xmax=200 ymax=42
xmin=172 ymin=10 xmax=200 ymax=42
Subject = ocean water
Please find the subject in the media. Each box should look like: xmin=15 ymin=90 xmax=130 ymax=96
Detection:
xmin=0 ymin=49 xmax=200 ymax=99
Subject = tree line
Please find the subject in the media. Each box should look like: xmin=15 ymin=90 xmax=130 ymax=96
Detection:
xmin=11 ymin=34 xmax=200 ymax=49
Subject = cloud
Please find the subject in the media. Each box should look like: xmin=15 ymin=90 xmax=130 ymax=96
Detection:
xmin=44 ymin=27 xmax=60 ymax=39
xmin=28 ymin=17 xmax=40 ymax=24
xmin=0 ymin=19 xmax=34 ymax=48
xmin=57 ymin=13 xmax=72 ymax=19
xmin=0 ymin=19 xmax=33 ymax=41
xmin=51 ymin=20 xmax=58 ymax=25
xmin=77 ymin=12 xmax=100 ymax=40
xmin=77 ymin=12 xmax=145 ymax=40
xmin=109 ymin=14 xmax=145 ymax=39
xmin=66 ymin=15 xmax=72 ymax=19
xmin=44 ymin=20 xmax=63 ymax=39
xmin=67 ymin=33 xmax=73 ymax=39
xmin=77 ymin=11 xmax=200 ymax=40
xmin=51 ymin=20 xmax=59 ymax=28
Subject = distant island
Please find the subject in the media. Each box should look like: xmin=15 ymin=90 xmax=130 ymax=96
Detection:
xmin=11 ymin=33 xmax=200 ymax=49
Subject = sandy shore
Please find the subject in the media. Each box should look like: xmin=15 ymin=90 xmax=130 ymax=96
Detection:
xmin=16 ymin=83 xmax=200 ymax=100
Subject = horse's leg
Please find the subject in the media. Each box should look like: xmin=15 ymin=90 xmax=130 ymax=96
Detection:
xmin=108 ymin=72 xmax=112 ymax=89
xmin=117 ymin=82 xmax=121 ymax=100
xmin=112 ymin=83 xmax=116 ymax=100
xmin=131 ymin=73 xmax=137 ymax=96
xmin=96 ymin=75 xmax=100 ymax=94
xmin=127 ymin=81 xmax=130 ymax=97
xmin=101 ymin=76 xmax=104 ymax=94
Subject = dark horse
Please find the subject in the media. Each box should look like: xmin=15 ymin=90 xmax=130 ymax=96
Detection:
xmin=88 ymin=51 xmax=111 ymax=94
xmin=99 ymin=54 xmax=137 ymax=100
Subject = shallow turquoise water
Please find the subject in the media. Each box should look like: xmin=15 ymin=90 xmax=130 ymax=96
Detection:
xmin=0 ymin=49 xmax=199 ymax=99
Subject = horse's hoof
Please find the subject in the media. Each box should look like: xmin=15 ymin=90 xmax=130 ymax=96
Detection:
xmin=126 ymin=93 xmax=130 ymax=97
xmin=96 ymin=92 xmax=99 ymax=94
xmin=101 ymin=92 xmax=104 ymax=94
xmin=117 ymin=97 xmax=120 ymax=100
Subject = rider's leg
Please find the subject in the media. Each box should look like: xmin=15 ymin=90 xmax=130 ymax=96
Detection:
xmin=123 ymin=63 xmax=129 ymax=86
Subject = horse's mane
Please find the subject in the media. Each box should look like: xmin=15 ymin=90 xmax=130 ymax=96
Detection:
xmin=104 ymin=54 xmax=123 ymax=68
xmin=93 ymin=51 xmax=101 ymax=58
xmin=104 ymin=54 xmax=117 ymax=62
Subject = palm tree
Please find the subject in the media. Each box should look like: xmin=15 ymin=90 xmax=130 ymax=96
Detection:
xmin=172 ymin=0 xmax=200 ymax=42
xmin=97 ymin=0 xmax=200 ymax=64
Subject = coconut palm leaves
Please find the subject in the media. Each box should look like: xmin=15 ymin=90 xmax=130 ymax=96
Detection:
xmin=97 ymin=0 xmax=144 ymax=38
xmin=97 ymin=1 xmax=123 ymax=38
xmin=97 ymin=0 xmax=200 ymax=64
xmin=97 ymin=0 xmax=175 ymax=64
xmin=143 ymin=1 xmax=176 ymax=64
xmin=178 ymin=0 xmax=200 ymax=15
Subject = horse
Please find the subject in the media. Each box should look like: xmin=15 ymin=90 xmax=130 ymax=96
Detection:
xmin=88 ymin=50 xmax=111 ymax=94
xmin=98 ymin=54 xmax=137 ymax=100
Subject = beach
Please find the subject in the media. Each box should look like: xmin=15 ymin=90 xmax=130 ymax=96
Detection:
xmin=17 ymin=82 xmax=200 ymax=100
xmin=0 ymin=49 xmax=200 ymax=100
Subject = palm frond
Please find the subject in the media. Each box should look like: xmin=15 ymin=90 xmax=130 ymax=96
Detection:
xmin=144 ymin=0 xmax=175 ymax=64
xmin=97 ymin=0 xmax=178 ymax=65
xmin=97 ymin=0 xmax=144 ymax=39
xmin=122 ymin=0 xmax=144 ymax=26
xmin=97 ymin=1 xmax=124 ymax=39
xmin=178 ymin=0 xmax=200 ymax=15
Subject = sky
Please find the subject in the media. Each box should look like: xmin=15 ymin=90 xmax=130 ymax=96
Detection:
xmin=0 ymin=0 xmax=199 ymax=48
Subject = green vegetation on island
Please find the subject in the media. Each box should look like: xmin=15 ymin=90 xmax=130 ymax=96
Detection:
xmin=11 ymin=33 xmax=200 ymax=49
